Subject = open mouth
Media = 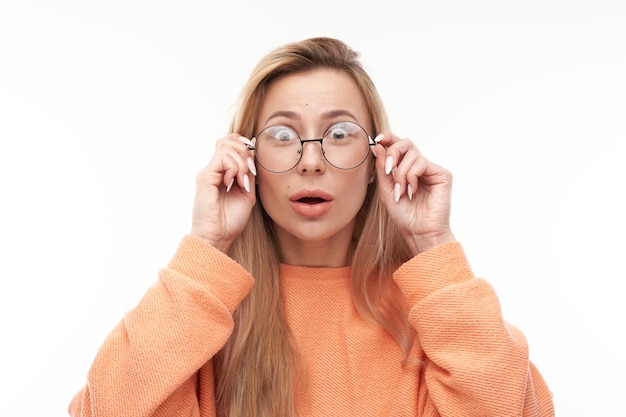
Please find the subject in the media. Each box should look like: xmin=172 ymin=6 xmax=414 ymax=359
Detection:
xmin=297 ymin=197 xmax=327 ymax=204
xmin=290 ymin=191 xmax=332 ymax=216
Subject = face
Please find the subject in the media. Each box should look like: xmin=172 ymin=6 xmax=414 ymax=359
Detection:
xmin=254 ymin=68 xmax=375 ymax=266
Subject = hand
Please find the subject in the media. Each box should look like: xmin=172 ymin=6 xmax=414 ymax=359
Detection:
xmin=190 ymin=134 xmax=257 ymax=252
xmin=373 ymin=132 xmax=456 ymax=255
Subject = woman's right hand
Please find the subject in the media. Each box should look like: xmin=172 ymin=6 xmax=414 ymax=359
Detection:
xmin=190 ymin=133 xmax=257 ymax=252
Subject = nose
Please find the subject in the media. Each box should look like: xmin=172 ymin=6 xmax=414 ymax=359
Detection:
xmin=297 ymin=139 xmax=326 ymax=174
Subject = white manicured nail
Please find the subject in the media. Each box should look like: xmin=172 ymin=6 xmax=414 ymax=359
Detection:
xmin=374 ymin=133 xmax=384 ymax=143
xmin=385 ymin=156 xmax=394 ymax=175
xmin=408 ymin=184 xmax=413 ymax=200
xmin=226 ymin=177 xmax=235 ymax=192
xmin=239 ymin=136 xmax=254 ymax=146
xmin=394 ymin=183 xmax=401 ymax=203
xmin=243 ymin=174 xmax=250 ymax=193
xmin=247 ymin=157 xmax=257 ymax=176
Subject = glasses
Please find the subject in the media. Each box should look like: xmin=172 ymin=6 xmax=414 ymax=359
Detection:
xmin=248 ymin=121 xmax=375 ymax=173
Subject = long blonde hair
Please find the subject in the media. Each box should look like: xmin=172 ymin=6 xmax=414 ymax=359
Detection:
xmin=214 ymin=37 xmax=414 ymax=417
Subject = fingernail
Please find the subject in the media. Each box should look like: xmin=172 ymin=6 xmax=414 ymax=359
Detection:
xmin=385 ymin=156 xmax=394 ymax=175
xmin=394 ymin=183 xmax=401 ymax=203
xmin=247 ymin=156 xmax=257 ymax=176
xmin=371 ymin=145 xmax=377 ymax=158
xmin=226 ymin=177 xmax=235 ymax=192
xmin=374 ymin=133 xmax=384 ymax=143
xmin=239 ymin=136 xmax=254 ymax=147
xmin=407 ymin=184 xmax=413 ymax=200
xmin=243 ymin=174 xmax=250 ymax=193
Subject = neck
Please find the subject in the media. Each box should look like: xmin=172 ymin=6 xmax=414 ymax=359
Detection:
xmin=275 ymin=228 xmax=355 ymax=268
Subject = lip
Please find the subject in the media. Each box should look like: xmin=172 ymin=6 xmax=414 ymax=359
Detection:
xmin=289 ymin=189 xmax=334 ymax=217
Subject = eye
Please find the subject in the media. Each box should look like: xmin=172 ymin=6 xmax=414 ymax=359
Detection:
xmin=326 ymin=122 xmax=358 ymax=140
xmin=265 ymin=125 xmax=298 ymax=142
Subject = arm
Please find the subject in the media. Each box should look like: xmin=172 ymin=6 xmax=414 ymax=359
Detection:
xmin=374 ymin=132 xmax=553 ymax=414
xmin=70 ymin=128 xmax=258 ymax=416
xmin=68 ymin=235 xmax=254 ymax=417
xmin=394 ymin=242 xmax=554 ymax=416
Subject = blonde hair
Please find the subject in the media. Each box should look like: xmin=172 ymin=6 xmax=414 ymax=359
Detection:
xmin=214 ymin=37 xmax=414 ymax=417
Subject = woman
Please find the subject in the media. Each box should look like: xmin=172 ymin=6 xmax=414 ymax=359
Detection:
xmin=69 ymin=37 xmax=554 ymax=416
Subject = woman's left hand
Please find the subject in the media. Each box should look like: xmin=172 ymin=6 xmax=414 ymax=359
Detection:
xmin=373 ymin=132 xmax=456 ymax=255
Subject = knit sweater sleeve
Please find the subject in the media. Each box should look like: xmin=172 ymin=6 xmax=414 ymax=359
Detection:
xmin=68 ymin=235 xmax=254 ymax=417
xmin=393 ymin=242 xmax=554 ymax=416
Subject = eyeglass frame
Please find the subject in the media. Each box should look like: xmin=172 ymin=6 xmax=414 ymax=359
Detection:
xmin=246 ymin=120 xmax=377 ymax=173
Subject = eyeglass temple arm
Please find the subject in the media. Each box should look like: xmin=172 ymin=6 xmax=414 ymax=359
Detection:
xmin=247 ymin=137 xmax=257 ymax=151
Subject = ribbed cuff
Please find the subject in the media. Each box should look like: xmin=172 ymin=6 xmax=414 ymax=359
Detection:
xmin=166 ymin=235 xmax=254 ymax=313
xmin=393 ymin=242 xmax=474 ymax=306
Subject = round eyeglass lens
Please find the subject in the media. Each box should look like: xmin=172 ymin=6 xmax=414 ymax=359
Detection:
xmin=320 ymin=121 xmax=371 ymax=170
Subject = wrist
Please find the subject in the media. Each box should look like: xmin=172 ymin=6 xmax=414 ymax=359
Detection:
xmin=405 ymin=230 xmax=456 ymax=256
xmin=189 ymin=231 xmax=233 ymax=254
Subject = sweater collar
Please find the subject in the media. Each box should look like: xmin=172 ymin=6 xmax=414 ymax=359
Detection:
xmin=279 ymin=263 xmax=352 ymax=281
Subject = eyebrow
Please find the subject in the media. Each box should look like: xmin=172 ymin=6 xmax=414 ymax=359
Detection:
xmin=264 ymin=109 xmax=358 ymax=124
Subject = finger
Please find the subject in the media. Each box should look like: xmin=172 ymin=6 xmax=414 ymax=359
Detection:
xmin=380 ymin=137 xmax=421 ymax=202
xmin=382 ymin=138 xmax=415 ymax=176
xmin=404 ymin=156 xmax=428 ymax=200
xmin=372 ymin=131 xmax=403 ymax=148
xmin=212 ymin=134 xmax=257 ymax=192
xmin=195 ymin=150 xmax=240 ymax=192
xmin=414 ymin=159 xmax=452 ymax=187
xmin=372 ymin=132 xmax=401 ymax=175
xmin=400 ymin=155 xmax=453 ymax=201
xmin=221 ymin=151 xmax=252 ymax=193
xmin=237 ymin=136 xmax=257 ymax=176
xmin=393 ymin=150 xmax=423 ymax=201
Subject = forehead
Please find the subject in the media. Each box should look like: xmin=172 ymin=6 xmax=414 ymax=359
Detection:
xmin=257 ymin=68 xmax=370 ymax=126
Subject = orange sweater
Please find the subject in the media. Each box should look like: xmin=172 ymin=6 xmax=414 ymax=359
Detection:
xmin=69 ymin=235 xmax=554 ymax=416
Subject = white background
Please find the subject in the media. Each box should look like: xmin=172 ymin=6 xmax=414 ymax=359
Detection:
xmin=1 ymin=1 xmax=624 ymax=415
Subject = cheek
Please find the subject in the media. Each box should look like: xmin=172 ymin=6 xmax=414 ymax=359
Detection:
xmin=256 ymin=173 xmax=287 ymax=213
xmin=344 ymin=169 xmax=372 ymax=200
xmin=256 ymin=173 xmax=272 ymax=203
xmin=358 ymin=161 xmax=375 ymax=186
